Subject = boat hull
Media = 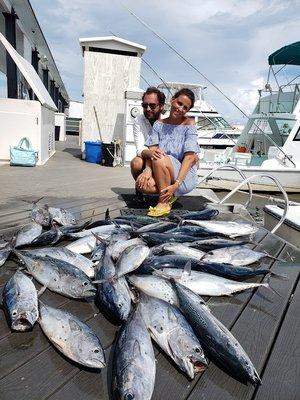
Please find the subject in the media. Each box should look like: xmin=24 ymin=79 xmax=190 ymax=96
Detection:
xmin=198 ymin=166 xmax=300 ymax=193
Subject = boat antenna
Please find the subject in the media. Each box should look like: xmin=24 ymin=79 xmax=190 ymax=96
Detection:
xmin=140 ymin=74 xmax=152 ymax=87
xmin=119 ymin=4 xmax=296 ymax=167
xmin=142 ymin=58 xmax=173 ymax=96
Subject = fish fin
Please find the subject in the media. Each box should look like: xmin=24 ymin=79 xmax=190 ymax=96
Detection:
xmin=91 ymin=232 xmax=109 ymax=245
xmin=105 ymin=208 xmax=110 ymax=220
xmin=183 ymin=260 xmax=192 ymax=276
xmin=177 ymin=216 xmax=184 ymax=227
xmin=269 ymin=271 xmax=289 ymax=280
xmin=167 ymin=306 xmax=177 ymax=324
xmin=133 ymin=340 xmax=141 ymax=357
xmin=37 ymin=285 xmax=47 ymax=298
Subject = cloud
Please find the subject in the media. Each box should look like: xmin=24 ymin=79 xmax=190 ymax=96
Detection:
xmin=30 ymin=0 xmax=300 ymax=122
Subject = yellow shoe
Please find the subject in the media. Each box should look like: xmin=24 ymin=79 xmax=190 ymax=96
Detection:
xmin=169 ymin=196 xmax=177 ymax=206
xmin=147 ymin=207 xmax=171 ymax=217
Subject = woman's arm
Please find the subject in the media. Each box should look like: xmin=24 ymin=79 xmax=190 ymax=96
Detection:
xmin=174 ymin=152 xmax=197 ymax=185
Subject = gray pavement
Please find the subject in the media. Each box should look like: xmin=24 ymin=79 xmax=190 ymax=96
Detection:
xmin=0 ymin=136 xmax=134 ymax=206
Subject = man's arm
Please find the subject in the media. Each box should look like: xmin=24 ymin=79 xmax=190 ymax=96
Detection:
xmin=133 ymin=117 xmax=147 ymax=157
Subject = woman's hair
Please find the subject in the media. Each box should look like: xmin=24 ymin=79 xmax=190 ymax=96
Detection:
xmin=173 ymin=88 xmax=195 ymax=109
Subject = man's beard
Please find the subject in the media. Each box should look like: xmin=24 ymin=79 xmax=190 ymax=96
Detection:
xmin=146 ymin=110 xmax=161 ymax=124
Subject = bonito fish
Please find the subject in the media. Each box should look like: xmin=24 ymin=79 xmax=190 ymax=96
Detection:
xmin=172 ymin=280 xmax=261 ymax=385
xmin=139 ymin=293 xmax=207 ymax=379
xmin=3 ymin=270 xmax=38 ymax=331
xmin=202 ymin=245 xmax=271 ymax=266
xmin=183 ymin=220 xmax=258 ymax=238
xmin=112 ymin=307 xmax=156 ymax=400
xmin=19 ymin=247 xmax=95 ymax=278
xmin=16 ymin=252 xmax=96 ymax=299
xmin=39 ymin=302 xmax=105 ymax=368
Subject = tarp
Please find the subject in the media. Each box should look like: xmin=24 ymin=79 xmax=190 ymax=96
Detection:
xmin=268 ymin=41 xmax=300 ymax=66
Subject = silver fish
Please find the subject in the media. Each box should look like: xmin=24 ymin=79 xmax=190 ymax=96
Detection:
xmin=0 ymin=239 xmax=14 ymax=267
xmin=68 ymin=224 xmax=131 ymax=239
xmin=172 ymin=281 xmax=261 ymax=385
xmin=3 ymin=270 xmax=38 ymax=331
xmin=110 ymin=237 xmax=145 ymax=261
xmin=128 ymin=275 xmax=178 ymax=306
xmin=19 ymin=247 xmax=95 ymax=278
xmin=183 ymin=220 xmax=258 ymax=238
xmin=31 ymin=203 xmax=51 ymax=226
xmin=150 ymin=242 xmax=206 ymax=260
xmin=48 ymin=206 xmax=78 ymax=226
xmin=15 ymin=222 xmax=43 ymax=248
xmin=66 ymin=228 xmax=130 ymax=254
xmin=96 ymin=246 xmax=132 ymax=324
xmin=39 ymin=302 xmax=105 ymax=368
xmin=112 ymin=307 xmax=156 ymax=400
xmin=116 ymin=244 xmax=150 ymax=278
xmin=16 ymin=252 xmax=96 ymax=299
xmin=156 ymin=268 xmax=269 ymax=296
xmin=139 ymin=293 xmax=207 ymax=379
xmin=202 ymin=245 xmax=269 ymax=266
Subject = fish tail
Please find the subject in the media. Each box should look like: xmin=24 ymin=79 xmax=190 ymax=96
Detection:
xmin=262 ymin=276 xmax=283 ymax=298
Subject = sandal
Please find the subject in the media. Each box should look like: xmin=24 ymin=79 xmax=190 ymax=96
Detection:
xmin=169 ymin=196 xmax=177 ymax=206
xmin=147 ymin=206 xmax=171 ymax=217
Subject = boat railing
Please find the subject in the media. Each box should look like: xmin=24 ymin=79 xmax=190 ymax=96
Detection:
xmin=198 ymin=166 xmax=289 ymax=234
xmin=197 ymin=164 xmax=253 ymax=208
xmin=219 ymin=173 xmax=289 ymax=234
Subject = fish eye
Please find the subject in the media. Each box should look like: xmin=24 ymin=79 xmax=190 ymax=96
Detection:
xmin=124 ymin=394 xmax=134 ymax=400
xmin=94 ymin=349 xmax=99 ymax=353
xmin=195 ymin=347 xmax=200 ymax=353
xmin=83 ymin=282 xmax=88 ymax=286
xmin=12 ymin=310 xmax=17 ymax=316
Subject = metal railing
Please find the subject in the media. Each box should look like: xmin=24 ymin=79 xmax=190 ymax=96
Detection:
xmin=198 ymin=166 xmax=289 ymax=234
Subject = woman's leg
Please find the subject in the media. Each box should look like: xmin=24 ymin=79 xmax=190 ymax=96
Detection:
xmin=130 ymin=156 xmax=144 ymax=180
xmin=151 ymin=156 xmax=175 ymax=209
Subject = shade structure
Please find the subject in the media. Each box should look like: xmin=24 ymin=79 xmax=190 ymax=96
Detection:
xmin=268 ymin=41 xmax=300 ymax=66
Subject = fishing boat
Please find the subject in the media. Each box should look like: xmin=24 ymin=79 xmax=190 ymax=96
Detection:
xmin=157 ymin=82 xmax=242 ymax=149
xmin=198 ymin=41 xmax=300 ymax=192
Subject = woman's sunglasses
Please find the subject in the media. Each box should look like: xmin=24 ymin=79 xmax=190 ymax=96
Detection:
xmin=141 ymin=102 xmax=159 ymax=110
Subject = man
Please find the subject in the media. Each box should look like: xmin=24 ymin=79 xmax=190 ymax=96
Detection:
xmin=130 ymin=87 xmax=166 ymax=197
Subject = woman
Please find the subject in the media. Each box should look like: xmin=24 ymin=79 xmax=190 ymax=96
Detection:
xmin=136 ymin=88 xmax=200 ymax=217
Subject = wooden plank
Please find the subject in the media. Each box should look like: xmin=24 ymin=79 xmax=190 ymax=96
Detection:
xmin=186 ymin=246 xmax=300 ymax=400
xmin=150 ymin=231 xmax=284 ymax=400
xmin=0 ymin=296 xmax=117 ymax=381
xmin=44 ymin=345 xmax=112 ymax=400
xmin=254 ymin=274 xmax=300 ymax=400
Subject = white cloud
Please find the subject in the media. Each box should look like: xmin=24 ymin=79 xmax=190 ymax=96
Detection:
xmin=30 ymin=0 xmax=300 ymax=122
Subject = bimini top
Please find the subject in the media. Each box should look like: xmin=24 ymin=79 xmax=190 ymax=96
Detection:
xmin=268 ymin=41 xmax=300 ymax=66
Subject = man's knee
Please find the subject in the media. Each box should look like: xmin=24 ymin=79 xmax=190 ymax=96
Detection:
xmin=130 ymin=156 xmax=143 ymax=172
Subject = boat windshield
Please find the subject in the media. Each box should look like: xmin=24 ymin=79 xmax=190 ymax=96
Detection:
xmin=196 ymin=116 xmax=233 ymax=131
xmin=238 ymin=117 xmax=296 ymax=153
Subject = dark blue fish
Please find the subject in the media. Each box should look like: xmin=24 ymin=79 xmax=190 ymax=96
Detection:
xmin=137 ymin=255 xmax=274 ymax=280
xmin=95 ymin=244 xmax=131 ymax=324
xmin=172 ymin=280 xmax=261 ymax=385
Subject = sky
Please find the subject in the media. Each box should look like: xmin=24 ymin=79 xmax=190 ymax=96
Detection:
xmin=29 ymin=0 xmax=300 ymax=124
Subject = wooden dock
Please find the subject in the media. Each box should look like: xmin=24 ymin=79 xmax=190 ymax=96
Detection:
xmin=0 ymin=138 xmax=299 ymax=400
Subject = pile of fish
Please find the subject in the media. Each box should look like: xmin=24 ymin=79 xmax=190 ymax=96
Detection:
xmin=2 ymin=202 xmax=282 ymax=398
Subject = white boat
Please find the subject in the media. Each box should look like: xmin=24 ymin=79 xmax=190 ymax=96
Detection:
xmin=198 ymin=42 xmax=300 ymax=192
xmin=157 ymin=82 xmax=242 ymax=149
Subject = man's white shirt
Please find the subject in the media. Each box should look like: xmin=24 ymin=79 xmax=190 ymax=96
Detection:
xmin=133 ymin=114 xmax=152 ymax=157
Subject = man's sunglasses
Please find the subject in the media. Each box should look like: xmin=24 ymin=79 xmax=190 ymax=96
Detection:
xmin=141 ymin=102 xmax=159 ymax=110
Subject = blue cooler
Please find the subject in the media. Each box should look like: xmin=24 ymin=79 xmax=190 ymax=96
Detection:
xmin=84 ymin=141 xmax=103 ymax=164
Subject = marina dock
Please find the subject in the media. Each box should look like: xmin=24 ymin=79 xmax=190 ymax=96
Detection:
xmin=0 ymin=138 xmax=299 ymax=400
